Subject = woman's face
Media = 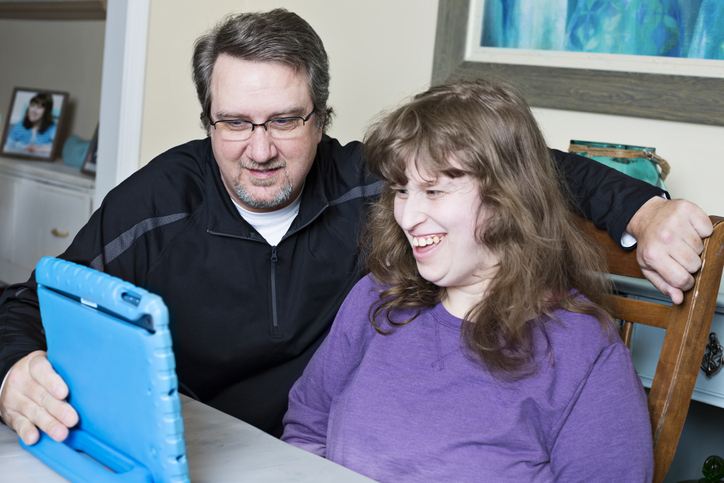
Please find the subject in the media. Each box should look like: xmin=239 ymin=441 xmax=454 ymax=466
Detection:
xmin=27 ymin=101 xmax=45 ymax=124
xmin=392 ymin=160 xmax=498 ymax=301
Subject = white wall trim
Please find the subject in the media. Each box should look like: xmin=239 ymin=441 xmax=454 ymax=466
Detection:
xmin=95 ymin=0 xmax=150 ymax=209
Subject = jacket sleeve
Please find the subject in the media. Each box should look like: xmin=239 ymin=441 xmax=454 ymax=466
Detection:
xmin=549 ymin=342 xmax=654 ymax=481
xmin=0 ymin=279 xmax=46 ymax=393
xmin=0 ymin=206 xmax=111 ymax=389
xmin=0 ymin=142 xmax=204 ymax=390
xmin=552 ymin=149 xmax=666 ymax=247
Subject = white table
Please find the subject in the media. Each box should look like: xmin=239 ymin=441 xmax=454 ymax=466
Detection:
xmin=0 ymin=395 xmax=374 ymax=482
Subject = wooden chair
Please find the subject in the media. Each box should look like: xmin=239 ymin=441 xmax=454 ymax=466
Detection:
xmin=579 ymin=215 xmax=724 ymax=483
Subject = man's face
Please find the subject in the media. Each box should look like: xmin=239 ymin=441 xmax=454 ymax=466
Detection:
xmin=209 ymin=54 xmax=322 ymax=212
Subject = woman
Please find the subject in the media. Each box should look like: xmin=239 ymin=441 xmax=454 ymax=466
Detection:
xmin=5 ymin=93 xmax=56 ymax=156
xmin=282 ymin=79 xmax=653 ymax=482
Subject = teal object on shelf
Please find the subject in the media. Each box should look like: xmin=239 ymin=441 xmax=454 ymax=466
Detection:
xmin=569 ymin=140 xmax=669 ymax=190
xmin=62 ymin=134 xmax=91 ymax=168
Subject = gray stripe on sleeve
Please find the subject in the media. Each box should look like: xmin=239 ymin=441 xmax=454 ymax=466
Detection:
xmin=90 ymin=213 xmax=189 ymax=271
xmin=328 ymin=181 xmax=383 ymax=207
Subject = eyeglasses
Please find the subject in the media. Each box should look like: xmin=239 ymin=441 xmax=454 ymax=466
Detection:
xmin=210 ymin=109 xmax=315 ymax=141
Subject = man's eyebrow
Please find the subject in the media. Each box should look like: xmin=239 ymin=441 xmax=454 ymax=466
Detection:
xmin=271 ymin=106 xmax=308 ymax=117
xmin=215 ymin=111 xmax=248 ymax=120
xmin=215 ymin=106 xmax=308 ymax=120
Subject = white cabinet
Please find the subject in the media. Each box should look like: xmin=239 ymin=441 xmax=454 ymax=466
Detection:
xmin=0 ymin=157 xmax=94 ymax=284
xmin=613 ymin=275 xmax=724 ymax=405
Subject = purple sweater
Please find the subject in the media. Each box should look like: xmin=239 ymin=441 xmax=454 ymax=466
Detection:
xmin=282 ymin=275 xmax=654 ymax=482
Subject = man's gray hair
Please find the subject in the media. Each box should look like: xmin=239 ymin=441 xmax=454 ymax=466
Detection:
xmin=192 ymin=9 xmax=333 ymax=134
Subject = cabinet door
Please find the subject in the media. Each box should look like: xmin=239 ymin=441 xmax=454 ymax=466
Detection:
xmin=630 ymin=295 xmax=724 ymax=409
xmin=13 ymin=178 xmax=92 ymax=274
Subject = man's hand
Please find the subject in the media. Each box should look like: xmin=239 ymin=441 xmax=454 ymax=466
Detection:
xmin=626 ymin=197 xmax=713 ymax=304
xmin=0 ymin=351 xmax=78 ymax=445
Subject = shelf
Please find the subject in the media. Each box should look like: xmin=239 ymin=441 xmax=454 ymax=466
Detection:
xmin=0 ymin=156 xmax=95 ymax=191
xmin=0 ymin=1 xmax=106 ymax=20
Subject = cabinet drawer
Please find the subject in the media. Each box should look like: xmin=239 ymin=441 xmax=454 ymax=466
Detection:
xmin=13 ymin=178 xmax=91 ymax=272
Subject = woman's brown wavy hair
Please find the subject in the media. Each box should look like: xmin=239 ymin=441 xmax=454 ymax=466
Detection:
xmin=362 ymin=79 xmax=614 ymax=378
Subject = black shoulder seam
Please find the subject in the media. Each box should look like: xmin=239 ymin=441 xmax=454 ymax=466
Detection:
xmin=89 ymin=213 xmax=190 ymax=271
xmin=328 ymin=181 xmax=383 ymax=207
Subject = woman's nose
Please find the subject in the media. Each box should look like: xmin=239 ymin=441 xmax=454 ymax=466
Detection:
xmin=396 ymin=197 xmax=427 ymax=231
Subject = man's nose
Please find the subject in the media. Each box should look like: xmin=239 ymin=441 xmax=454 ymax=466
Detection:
xmin=246 ymin=125 xmax=277 ymax=163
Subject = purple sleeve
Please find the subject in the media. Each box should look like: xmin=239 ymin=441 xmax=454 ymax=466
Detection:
xmin=549 ymin=342 xmax=654 ymax=481
xmin=281 ymin=278 xmax=374 ymax=456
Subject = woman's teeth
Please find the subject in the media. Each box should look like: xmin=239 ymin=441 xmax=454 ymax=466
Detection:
xmin=412 ymin=235 xmax=444 ymax=247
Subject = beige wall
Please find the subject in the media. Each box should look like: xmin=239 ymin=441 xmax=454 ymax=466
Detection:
xmin=141 ymin=0 xmax=724 ymax=215
xmin=140 ymin=0 xmax=438 ymax=159
xmin=0 ymin=19 xmax=105 ymax=149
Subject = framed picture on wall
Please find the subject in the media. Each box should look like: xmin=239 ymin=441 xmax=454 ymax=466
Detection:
xmin=1 ymin=87 xmax=69 ymax=161
xmin=433 ymin=0 xmax=724 ymax=126
xmin=81 ymin=123 xmax=98 ymax=176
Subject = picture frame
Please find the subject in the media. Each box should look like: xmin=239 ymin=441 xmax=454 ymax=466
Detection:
xmin=81 ymin=123 xmax=98 ymax=176
xmin=432 ymin=0 xmax=724 ymax=126
xmin=1 ymin=87 xmax=69 ymax=161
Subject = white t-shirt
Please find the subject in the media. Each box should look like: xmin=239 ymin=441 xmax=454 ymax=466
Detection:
xmin=231 ymin=190 xmax=302 ymax=247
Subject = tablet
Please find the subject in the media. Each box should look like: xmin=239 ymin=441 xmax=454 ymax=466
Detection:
xmin=20 ymin=256 xmax=189 ymax=483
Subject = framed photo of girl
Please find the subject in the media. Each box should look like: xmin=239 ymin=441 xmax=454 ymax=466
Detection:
xmin=1 ymin=87 xmax=69 ymax=161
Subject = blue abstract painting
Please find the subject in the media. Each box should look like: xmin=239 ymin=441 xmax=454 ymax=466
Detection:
xmin=481 ymin=0 xmax=724 ymax=60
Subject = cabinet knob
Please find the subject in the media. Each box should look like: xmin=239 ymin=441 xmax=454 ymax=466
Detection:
xmin=51 ymin=228 xmax=70 ymax=238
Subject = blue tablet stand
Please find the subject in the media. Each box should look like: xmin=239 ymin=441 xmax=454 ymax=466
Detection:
xmin=20 ymin=257 xmax=189 ymax=483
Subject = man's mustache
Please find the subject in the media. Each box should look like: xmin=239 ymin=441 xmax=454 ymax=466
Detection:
xmin=239 ymin=160 xmax=286 ymax=171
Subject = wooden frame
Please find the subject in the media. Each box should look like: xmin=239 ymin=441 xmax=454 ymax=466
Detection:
xmin=1 ymin=87 xmax=69 ymax=161
xmin=0 ymin=1 xmax=106 ymax=20
xmin=432 ymin=0 xmax=724 ymax=126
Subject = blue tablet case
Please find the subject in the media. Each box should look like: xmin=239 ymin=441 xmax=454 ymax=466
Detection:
xmin=20 ymin=257 xmax=190 ymax=483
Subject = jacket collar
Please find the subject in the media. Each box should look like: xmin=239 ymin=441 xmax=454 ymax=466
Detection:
xmin=204 ymin=138 xmax=329 ymax=240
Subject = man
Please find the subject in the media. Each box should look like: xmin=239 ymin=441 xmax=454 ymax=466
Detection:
xmin=0 ymin=9 xmax=712 ymax=443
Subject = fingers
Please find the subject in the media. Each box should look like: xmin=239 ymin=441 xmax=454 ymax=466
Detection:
xmin=15 ymin=415 xmax=41 ymax=445
xmin=678 ymin=199 xmax=713 ymax=239
xmin=6 ymin=393 xmax=69 ymax=444
xmin=642 ymin=268 xmax=684 ymax=305
xmin=28 ymin=353 xmax=69 ymax=401
xmin=627 ymin=197 xmax=711 ymax=303
xmin=642 ymin=240 xmax=702 ymax=279
xmin=657 ymin=200 xmax=710 ymax=254
xmin=0 ymin=351 xmax=78 ymax=445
